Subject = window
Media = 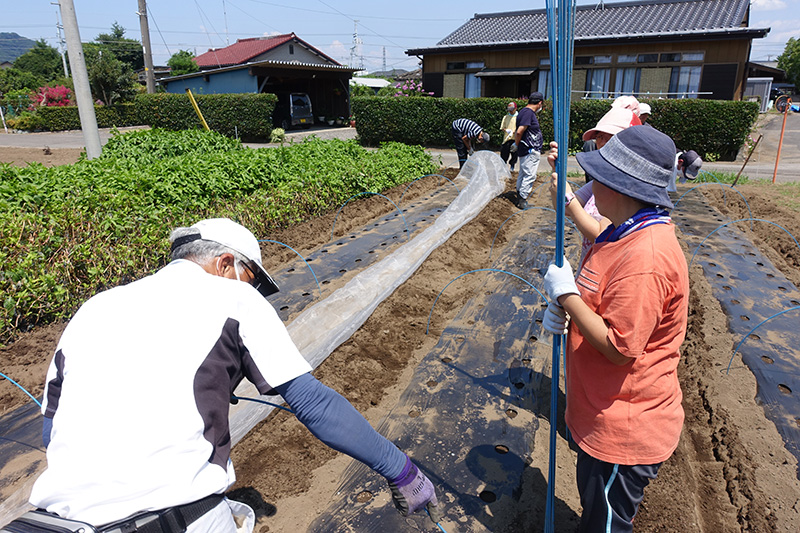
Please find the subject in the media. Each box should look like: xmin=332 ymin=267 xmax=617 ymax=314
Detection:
xmin=594 ymin=55 xmax=612 ymax=64
xmin=585 ymin=68 xmax=610 ymax=98
xmin=682 ymin=52 xmax=704 ymax=62
xmin=465 ymin=73 xmax=481 ymax=98
xmin=538 ymin=69 xmax=551 ymax=99
xmin=614 ymin=67 xmax=640 ymax=96
xmin=466 ymin=61 xmax=485 ymax=69
xmin=575 ymin=56 xmax=594 ymax=65
xmin=660 ymin=53 xmax=681 ymax=63
xmin=289 ymin=44 xmax=294 ymax=55
xmin=447 ymin=62 xmax=466 ymax=70
xmin=618 ymin=54 xmax=637 ymax=64
xmin=540 ymin=58 xmax=551 ymax=66
xmin=669 ymin=66 xmax=702 ymax=98
xmin=638 ymin=54 xmax=659 ymax=63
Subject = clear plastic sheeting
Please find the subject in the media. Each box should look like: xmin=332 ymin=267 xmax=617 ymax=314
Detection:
xmin=229 ymin=152 xmax=509 ymax=445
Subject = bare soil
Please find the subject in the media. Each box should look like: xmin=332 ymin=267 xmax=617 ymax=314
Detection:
xmin=2 ymin=148 xmax=800 ymax=531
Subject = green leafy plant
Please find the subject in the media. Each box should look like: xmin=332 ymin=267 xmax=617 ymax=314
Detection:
xmin=0 ymin=130 xmax=436 ymax=344
xmin=270 ymin=127 xmax=286 ymax=143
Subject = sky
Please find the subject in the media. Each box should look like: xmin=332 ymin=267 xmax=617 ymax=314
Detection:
xmin=1 ymin=0 xmax=797 ymax=73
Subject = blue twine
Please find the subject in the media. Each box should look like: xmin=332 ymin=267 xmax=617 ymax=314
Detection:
xmin=425 ymin=507 xmax=447 ymax=532
xmin=726 ymin=306 xmax=800 ymax=375
xmin=489 ymin=207 xmax=580 ymax=259
xmin=673 ymin=182 xmax=752 ymax=226
xmin=258 ymin=239 xmax=322 ymax=296
xmin=689 ymin=218 xmax=800 ymax=269
xmin=0 ymin=371 xmax=42 ymax=408
xmin=231 ymin=395 xmax=295 ymax=414
xmin=330 ymin=192 xmax=410 ymax=241
xmin=426 ymin=269 xmax=548 ymax=335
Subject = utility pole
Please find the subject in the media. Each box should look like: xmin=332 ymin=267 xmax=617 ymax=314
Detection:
xmin=382 ymin=47 xmax=387 ymax=74
xmin=137 ymin=0 xmax=156 ymax=93
xmin=59 ymin=0 xmax=101 ymax=159
xmin=51 ymin=2 xmax=69 ymax=77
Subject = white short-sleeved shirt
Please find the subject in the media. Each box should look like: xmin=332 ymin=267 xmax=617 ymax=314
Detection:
xmin=30 ymin=260 xmax=312 ymax=525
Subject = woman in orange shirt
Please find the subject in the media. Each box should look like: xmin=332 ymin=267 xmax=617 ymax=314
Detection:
xmin=543 ymin=126 xmax=689 ymax=532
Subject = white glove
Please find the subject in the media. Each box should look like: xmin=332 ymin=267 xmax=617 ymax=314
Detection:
xmin=510 ymin=142 xmax=518 ymax=153
xmin=544 ymin=258 xmax=579 ymax=304
xmin=468 ymin=147 xmax=475 ymax=156
xmin=542 ymin=302 xmax=569 ymax=335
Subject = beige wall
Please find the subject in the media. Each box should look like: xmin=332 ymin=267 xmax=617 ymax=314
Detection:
xmin=422 ymin=38 xmax=752 ymax=99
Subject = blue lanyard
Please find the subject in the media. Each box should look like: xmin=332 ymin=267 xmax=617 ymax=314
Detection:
xmin=595 ymin=207 xmax=672 ymax=244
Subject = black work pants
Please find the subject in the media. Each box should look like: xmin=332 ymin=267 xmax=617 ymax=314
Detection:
xmin=500 ymin=140 xmax=518 ymax=168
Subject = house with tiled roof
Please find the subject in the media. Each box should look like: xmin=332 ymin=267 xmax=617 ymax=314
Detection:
xmin=161 ymin=33 xmax=358 ymax=126
xmin=406 ymin=0 xmax=769 ymax=101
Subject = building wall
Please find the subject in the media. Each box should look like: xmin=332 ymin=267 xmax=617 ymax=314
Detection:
xmin=255 ymin=42 xmax=331 ymax=65
xmin=163 ymin=69 xmax=258 ymax=94
xmin=421 ymin=38 xmax=751 ymax=100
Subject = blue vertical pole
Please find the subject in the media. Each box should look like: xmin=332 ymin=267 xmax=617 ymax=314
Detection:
xmin=544 ymin=1 xmax=576 ymax=532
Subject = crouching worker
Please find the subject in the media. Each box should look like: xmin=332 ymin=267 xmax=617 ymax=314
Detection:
xmin=24 ymin=218 xmax=440 ymax=532
xmin=543 ymin=127 xmax=689 ymax=532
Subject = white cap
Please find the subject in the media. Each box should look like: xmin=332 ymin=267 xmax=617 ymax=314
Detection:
xmin=180 ymin=218 xmax=279 ymax=297
xmin=639 ymin=103 xmax=651 ymax=115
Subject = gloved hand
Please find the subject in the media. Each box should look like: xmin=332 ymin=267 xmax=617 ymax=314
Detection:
xmin=543 ymin=302 xmax=569 ymax=335
xmin=544 ymin=258 xmax=580 ymax=304
xmin=388 ymin=456 xmax=442 ymax=523
xmin=468 ymin=147 xmax=475 ymax=156
xmin=510 ymin=142 xmax=518 ymax=153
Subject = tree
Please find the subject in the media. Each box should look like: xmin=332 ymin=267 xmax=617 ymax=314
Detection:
xmin=167 ymin=50 xmax=199 ymax=77
xmin=777 ymin=37 xmax=800 ymax=89
xmin=0 ymin=67 xmax=44 ymax=96
xmin=95 ymin=22 xmax=143 ymax=72
xmin=84 ymin=46 xmax=137 ymax=105
xmin=13 ymin=39 xmax=63 ymax=81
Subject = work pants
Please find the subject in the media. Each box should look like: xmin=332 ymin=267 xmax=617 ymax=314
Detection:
xmin=515 ymin=149 xmax=541 ymax=200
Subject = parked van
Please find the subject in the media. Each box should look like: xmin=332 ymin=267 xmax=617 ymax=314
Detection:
xmin=273 ymin=92 xmax=313 ymax=130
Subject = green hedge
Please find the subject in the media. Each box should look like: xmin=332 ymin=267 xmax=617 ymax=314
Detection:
xmin=134 ymin=93 xmax=277 ymax=140
xmin=353 ymin=97 xmax=759 ymax=161
xmin=31 ymin=104 xmax=140 ymax=131
xmin=12 ymin=93 xmax=278 ymax=141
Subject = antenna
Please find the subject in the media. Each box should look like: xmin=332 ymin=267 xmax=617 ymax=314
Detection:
xmin=51 ymin=2 xmax=69 ymax=77
xmin=349 ymin=20 xmax=363 ymax=69
xmin=222 ymin=0 xmax=230 ymax=45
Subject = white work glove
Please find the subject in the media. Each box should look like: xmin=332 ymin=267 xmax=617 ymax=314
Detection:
xmin=542 ymin=302 xmax=569 ymax=335
xmin=510 ymin=142 xmax=518 ymax=153
xmin=468 ymin=147 xmax=475 ymax=156
xmin=544 ymin=258 xmax=580 ymax=304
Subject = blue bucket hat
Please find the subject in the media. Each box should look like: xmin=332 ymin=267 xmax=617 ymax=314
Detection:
xmin=575 ymin=126 xmax=676 ymax=209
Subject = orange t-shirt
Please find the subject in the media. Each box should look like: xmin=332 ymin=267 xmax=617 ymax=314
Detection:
xmin=566 ymin=223 xmax=689 ymax=465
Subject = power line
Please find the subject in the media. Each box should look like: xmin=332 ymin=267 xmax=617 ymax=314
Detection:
xmin=147 ymin=4 xmax=172 ymax=57
xmin=238 ymin=0 xmax=465 ymax=22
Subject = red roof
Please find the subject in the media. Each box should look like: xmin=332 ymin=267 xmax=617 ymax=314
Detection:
xmin=194 ymin=34 xmax=296 ymax=68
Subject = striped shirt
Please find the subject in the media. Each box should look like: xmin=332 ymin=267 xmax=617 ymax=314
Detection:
xmin=451 ymin=118 xmax=483 ymax=139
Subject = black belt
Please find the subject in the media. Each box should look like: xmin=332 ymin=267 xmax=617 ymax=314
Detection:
xmin=100 ymin=494 xmax=225 ymax=533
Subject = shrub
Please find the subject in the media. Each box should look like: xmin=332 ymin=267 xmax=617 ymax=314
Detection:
xmin=32 ymin=104 xmax=139 ymax=131
xmin=33 ymin=85 xmax=72 ymax=107
xmin=135 ymin=92 xmax=278 ymax=140
xmin=270 ymin=127 xmax=286 ymax=144
xmin=352 ymin=96 xmax=759 ymax=161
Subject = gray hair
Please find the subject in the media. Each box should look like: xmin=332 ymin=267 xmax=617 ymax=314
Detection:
xmin=169 ymin=226 xmax=247 ymax=274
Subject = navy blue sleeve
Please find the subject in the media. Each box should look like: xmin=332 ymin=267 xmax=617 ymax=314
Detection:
xmin=274 ymin=373 xmax=406 ymax=480
xmin=43 ymin=415 xmax=53 ymax=448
